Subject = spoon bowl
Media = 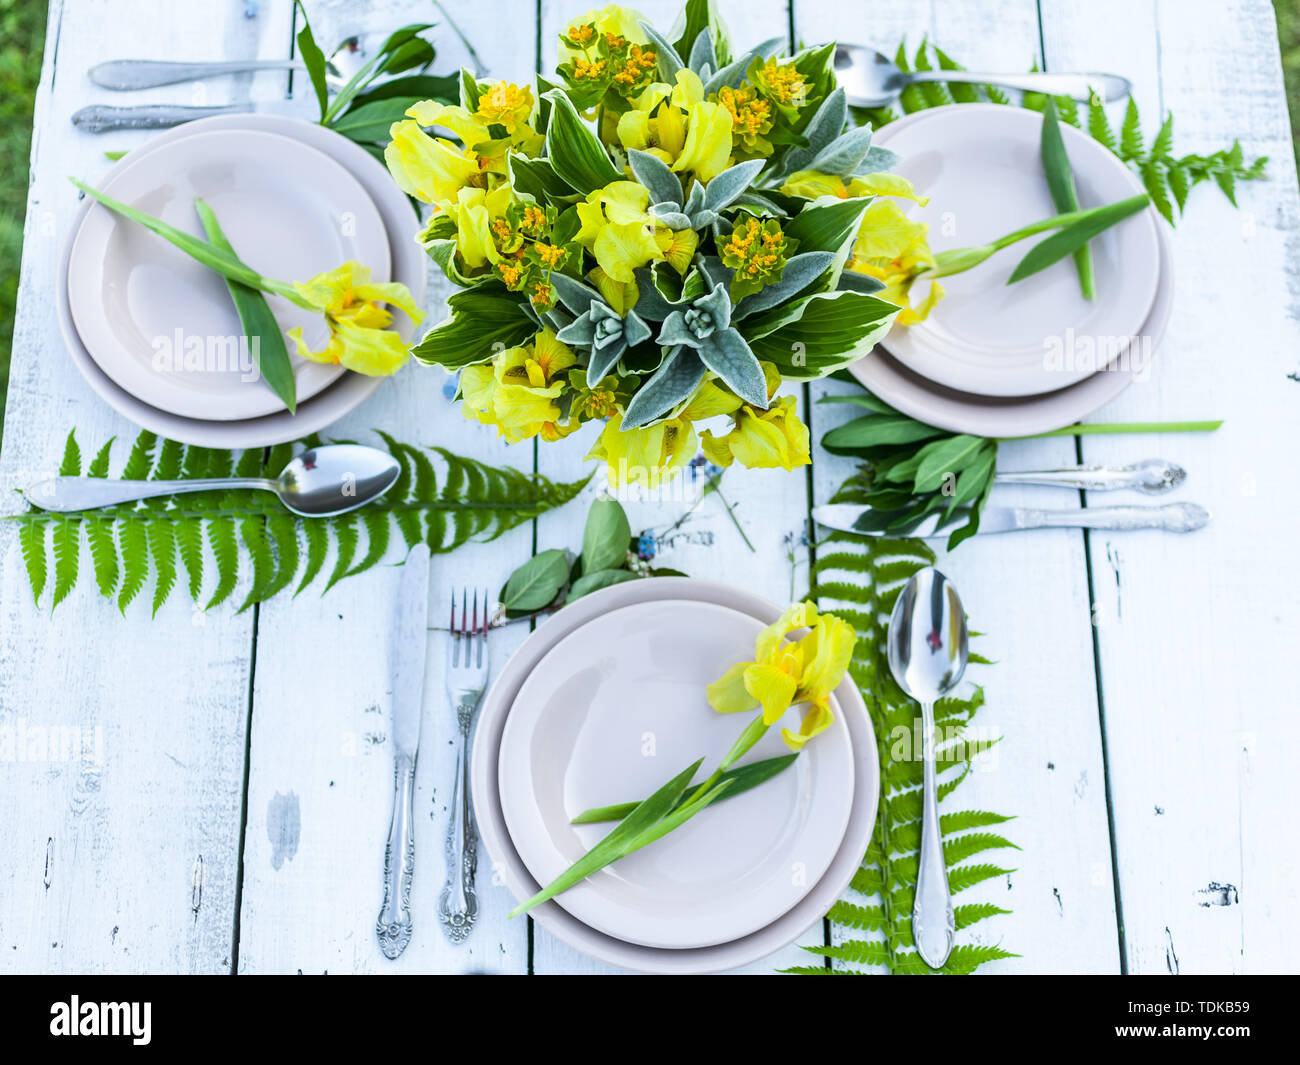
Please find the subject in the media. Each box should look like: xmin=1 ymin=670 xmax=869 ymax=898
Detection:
xmin=833 ymin=43 xmax=1131 ymax=110
xmin=275 ymin=444 xmax=400 ymax=517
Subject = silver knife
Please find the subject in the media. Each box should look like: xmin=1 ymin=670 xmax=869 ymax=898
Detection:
xmin=812 ymin=501 xmax=1211 ymax=537
xmin=71 ymin=99 xmax=313 ymax=134
xmin=376 ymin=543 xmax=432 ymax=960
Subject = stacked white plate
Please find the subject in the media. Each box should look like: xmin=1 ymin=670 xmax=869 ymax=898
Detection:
xmin=851 ymin=104 xmax=1171 ymax=436
xmin=470 ymin=577 xmax=879 ymax=974
xmin=59 ymin=115 xmax=427 ymax=447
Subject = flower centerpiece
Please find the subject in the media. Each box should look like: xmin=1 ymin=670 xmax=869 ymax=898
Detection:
xmin=387 ymin=1 xmax=929 ymax=486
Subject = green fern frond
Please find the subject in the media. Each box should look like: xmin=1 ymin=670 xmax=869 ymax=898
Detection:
xmin=11 ymin=429 xmax=586 ymax=614
xmin=792 ymin=530 xmax=1016 ymax=976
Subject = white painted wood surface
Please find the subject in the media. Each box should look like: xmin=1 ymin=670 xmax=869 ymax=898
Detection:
xmin=1 ymin=0 xmax=1295 ymax=975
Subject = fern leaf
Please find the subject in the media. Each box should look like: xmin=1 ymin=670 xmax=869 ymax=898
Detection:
xmin=1141 ymin=158 xmax=1175 ymax=224
xmin=323 ymin=513 xmax=360 ymax=593
xmin=19 ymin=517 xmax=48 ymax=606
xmin=803 ymin=939 xmax=892 ymax=967
xmin=237 ymin=516 xmax=274 ymax=613
xmin=259 ymin=514 xmax=301 ymax=603
xmin=1168 ymin=161 xmax=1192 ymax=213
xmin=58 ymin=431 xmax=81 ymax=476
xmin=206 ymin=518 xmax=240 ymax=609
xmin=1119 ymin=96 xmax=1143 ymax=159
xmin=947 ymin=862 xmax=1015 ymax=894
xmin=825 ymin=900 xmax=886 ymax=932
xmin=87 ymin=438 xmax=114 ymax=478
xmin=940 ymin=943 xmax=1018 ymax=972
xmin=376 ymin=431 xmax=422 ymax=546
xmin=121 ymin=431 xmax=157 ymax=480
xmin=152 ymin=438 xmax=184 ymax=481
xmin=1087 ymin=91 xmax=1118 ymax=153
xmin=86 ymin=518 xmax=119 ymax=598
xmin=175 ymin=519 xmax=204 ymax=600
xmin=346 ymin=509 xmax=391 ymax=578
xmin=296 ymin=518 xmax=329 ymax=595
xmin=116 ymin=520 xmax=149 ymax=613
xmin=954 ymin=902 xmax=1011 ymax=930
xmin=49 ymin=518 xmax=81 ymax=611
xmin=1150 ymin=112 xmax=1174 ymax=158
xmin=147 ymin=520 xmax=177 ymax=616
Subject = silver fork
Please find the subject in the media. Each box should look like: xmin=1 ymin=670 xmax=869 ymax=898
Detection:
xmin=438 ymin=588 xmax=490 ymax=943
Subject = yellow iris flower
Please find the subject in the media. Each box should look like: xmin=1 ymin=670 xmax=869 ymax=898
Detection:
xmin=848 ymin=198 xmax=945 ymax=325
xmin=701 ymin=394 xmax=810 ymax=472
xmin=459 ymin=330 xmax=578 ymax=444
xmin=706 ymin=601 xmax=857 ymax=751
xmin=574 ymin=181 xmax=665 ymax=282
xmin=587 ymin=412 xmax=697 ymax=487
xmin=615 ymin=70 xmax=734 ymax=183
xmin=287 ymin=261 xmax=424 ymax=377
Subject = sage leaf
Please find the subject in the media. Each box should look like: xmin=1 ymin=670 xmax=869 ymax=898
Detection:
xmin=571 ymin=753 xmax=799 ymax=823
xmin=508 ymin=758 xmax=705 ymax=916
xmin=580 ymin=497 xmax=631 ymax=574
xmin=1007 ymin=193 xmax=1149 ymax=285
xmin=913 ymin=434 xmax=985 ymax=494
xmin=1040 ymin=99 xmax=1095 ymax=299
xmin=501 ymin=548 xmax=569 ymax=612
xmin=194 ymin=200 xmax=297 ymax=414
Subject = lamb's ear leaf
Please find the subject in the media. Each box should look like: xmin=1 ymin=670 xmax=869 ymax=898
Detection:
xmin=550 ymin=272 xmax=604 ymax=315
xmin=638 ymin=21 xmax=685 ymax=80
xmin=697 ymin=328 xmax=767 ymax=407
xmin=753 ymin=35 xmax=786 ymax=58
xmin=543 ymin=89 xmax=622 ymax=194
xmin=734 ymin=251 xmax=836 ymax=318
xmin=650 ymin=205 xmax=693 ymax=229
xmin=555 ymin=310 xmax=598 ymax=347
xmin=633 ymin=268 xmax=681 ymax=321
xmin=856 ymin=144 xmax=901 ymax=174
xmin=703 ymin=158 xmax=765 ymax=212
xmin=702 ymin=50 xmax=753 ymax=96
xmin=621 ymin=347 xmax=706 ymax=427
xmin=808 ymin=125 xmax=876 ymax=178
xmin=772 ymin=87 xmax=847 ymax=177
xmin=836 ymin=269 xmax=887 ymax=295
xmin=688 ymin=28 xmax=717 ymax=73
xmin=628 ymin=149 xmax=685 ymax=209
xmin=586 ymin=339 xmax=628 ymax=384
xmin=623 ymin=312 xmax=653 ymax=347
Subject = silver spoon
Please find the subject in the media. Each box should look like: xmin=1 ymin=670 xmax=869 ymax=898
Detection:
xmin=887 ymin=567 xmax=970 ymax=970
xmin=87 ymin=33 xmax=373 ymax=92
xmin=834 ymin=44 xmax=1131 ymax=109
xmin=22 ymin=444 xmax=399 ymax=518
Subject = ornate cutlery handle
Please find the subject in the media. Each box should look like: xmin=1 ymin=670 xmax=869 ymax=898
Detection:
xmin=24 ymin=476 xmax=275 ymax=511
xmin=1021 ymin=502 xmax=1210 ymax=532
xmin=376 ymin=754 xmax=417 ymax=959
xmin=904 ymin=69 xmax=1131 ymax=103
xmin=89 ymin=59 xmax=302 ymax=90
xmin=913 ymin=699 xmax=954 ymax=969
xmin=438 ymin=704 xmax=479 ymax=943
xmin=996 ymin=459 xmax=1185 ymax=494
xmin=71 ymin=103 xmax=250 ymax=133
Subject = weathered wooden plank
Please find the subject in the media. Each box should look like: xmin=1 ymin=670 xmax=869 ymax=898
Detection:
xmin=234 ymin=0 xmax=542 ymax=974
xmin=526 ymin=0 xmax=829 ymax=975
xmin=1042 ymin=0 xmax=1300 ymax=975
xmin=0 ymin=0 xmax=297 ymax=974
xmin=796 ymin=0 xmax=1123 ymax=974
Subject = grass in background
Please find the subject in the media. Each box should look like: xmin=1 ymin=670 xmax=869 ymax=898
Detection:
xmin=0 ymin=3 xmax=1297 ymax=447
xmin=0 ymin=0 xmax=47 ymax=441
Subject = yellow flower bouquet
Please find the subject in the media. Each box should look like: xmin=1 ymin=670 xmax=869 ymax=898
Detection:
xmin=393 ymin=0 xmax=1150 ymax=487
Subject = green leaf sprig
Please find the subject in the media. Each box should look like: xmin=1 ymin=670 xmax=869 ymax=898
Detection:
xmin=819 ymin=382 xmax=1223 ymax=550
xmin=12 ymin=429 xmax=585 ymax=615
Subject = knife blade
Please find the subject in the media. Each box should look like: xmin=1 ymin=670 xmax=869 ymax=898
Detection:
xmin=812 ymin=501 xmax=1210 ymax=537
xmin=390 ymin=543 xmax=432 ymax=758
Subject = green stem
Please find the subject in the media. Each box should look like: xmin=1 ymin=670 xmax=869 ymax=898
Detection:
xmin=69 ymin=177 xmax=312 ymax=308
xmin=1013 ymin=419 xmax=1223 ymax=439
xmin=681 ymin=713 xmax=770 ymax=809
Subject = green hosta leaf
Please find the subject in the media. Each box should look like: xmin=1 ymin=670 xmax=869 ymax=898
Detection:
xmin=746 ymin=291 xmax=899 ymax=380
xmin=414 ymin=286 xmax=536 ymax=370
xmin=543 ymin=89 xmax=622 ymax=194
xmin=783 ymin=195 xmax=870 ymax=255
xmin=502 ymin=548 xmax=569 ymax=611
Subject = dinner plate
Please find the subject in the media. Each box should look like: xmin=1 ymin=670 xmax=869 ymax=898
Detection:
xmin=58 ymin=114 xmax=424 ymax=447
xmin=472 ymin=577 xmax=880 ymax=974
xmin=872 ymin=104 xmax=1160 ymax=397
xmin=498 ymin=599 xmax=855 ymax=950
xmin=68 ymin=127 xmax=390 ymax=420
xmin=848 ymin=213 xmax=1173 ymax=436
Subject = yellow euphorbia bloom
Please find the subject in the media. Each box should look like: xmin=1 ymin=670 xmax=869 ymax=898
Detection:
xmin=701 ymin=394 xmax=810 ymax=471
xmin=574 ymin=181 xmax=665 ymax=282
xmin=287 ymin=261 xmax=424 ymax=377
xmin=558 ymin=4 xmax=648 ymax=62
xmin=459 ymin=330 xmax=578 ymax=443
xmin=587 ymin=412 xmax=697 ymax=487
xmin=474 ymin=80 xmax=536 ymax=133
xmin=705 ymin=601 xmax=857 ymax=751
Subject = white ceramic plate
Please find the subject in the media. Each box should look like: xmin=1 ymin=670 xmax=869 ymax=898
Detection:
xmin=847 ymin=215 xmax=1173 ymax=436
xmin=498 ymin=599 xmax=855 ymax=950
xmin=873 ymin=104 xmax=1160 ymax=397
xmin=472 ymin=578 xmax=880 ymax=974
xmin=58 ymin=114 xmax=424 ymax=447
xmin=67 ymin=127 xmax=390 ymax=420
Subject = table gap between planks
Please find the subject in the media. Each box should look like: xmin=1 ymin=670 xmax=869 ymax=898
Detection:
xmin=1 ymin=0 xmax=1296 ymax=975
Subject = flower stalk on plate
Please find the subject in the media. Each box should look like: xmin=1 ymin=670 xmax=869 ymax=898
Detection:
xmin=508 ymin=600 xmax=855 ymax=917
xmin=68 ymin=177 xmax=424 ymax=392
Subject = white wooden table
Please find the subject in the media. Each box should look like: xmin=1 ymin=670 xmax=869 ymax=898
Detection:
xmin=2 ymin=0 xmax=1298 ymax=975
